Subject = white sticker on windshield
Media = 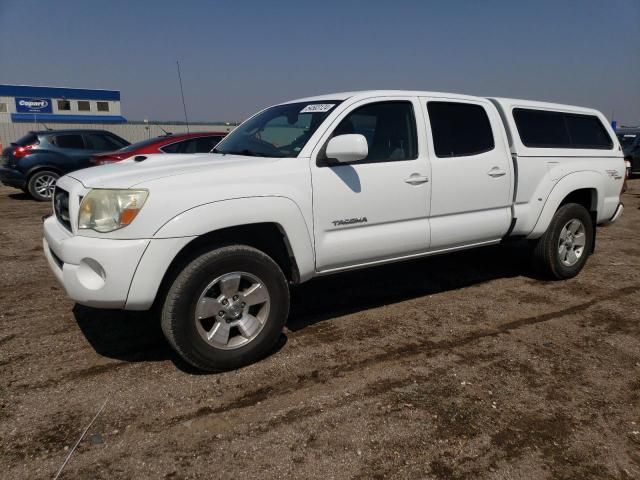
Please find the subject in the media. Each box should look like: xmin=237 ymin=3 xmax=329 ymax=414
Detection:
xmin=300 ymin=104 xmax=335 ymax=114
xmin=624 ymin=134 xmax=637 ymax=138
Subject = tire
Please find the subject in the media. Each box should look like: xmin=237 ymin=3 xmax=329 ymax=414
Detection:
xmin=161 ymin=245 xmax=290 ymax=371
xmin=27 ymin=170 xmax=59 ymax=201
xmin=531 ymin=203 xmax=594 ymax=280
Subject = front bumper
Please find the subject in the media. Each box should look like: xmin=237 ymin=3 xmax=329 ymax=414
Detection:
xmin=43 ymin=215 xmax=150 ymax=308
xmin=43 ymin=214 xmax=195 ymax=310
xmin=0 ymin=166 xmax=26 ymax=189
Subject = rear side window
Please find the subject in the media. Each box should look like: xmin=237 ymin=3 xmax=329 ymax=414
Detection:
xmin=84 ymin=133 xmax=126 ymax=151
xmin=181 ymin=139 xmax=200 ymax=154
xmin=195 ymin=136 xmax=223 ymax=152
xmin=160 ymin=141 xmax=184 ymax=153
xmin=565 ymin=115 xmax=613 ymax=149
xmin=161 ymin=136 xmax=222 ymax=154
xmin=14 ymin=133 xmax=39 ymax=146
xmin=513 ymin=108 xmax=612 ymax=149
xmin=52 ymin=134 xmax=85 ymax=149
xmin=513 ymin=109 xmax=569 ymax=148
xmin=427 ymin=102 xmax=494 ymax=158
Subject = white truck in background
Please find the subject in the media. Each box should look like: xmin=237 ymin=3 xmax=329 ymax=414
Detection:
xmin=43 ymin=90 xmax=625 ymax=371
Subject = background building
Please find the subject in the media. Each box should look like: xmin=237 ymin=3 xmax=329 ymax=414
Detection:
xmin=0 ymin=84 xmax=233 ymax=147
xmin=0 ymin=84 xmax=125 ymax=124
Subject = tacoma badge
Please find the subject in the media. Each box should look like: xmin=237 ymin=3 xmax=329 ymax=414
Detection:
xmin=332 ymin=217 xmax=368 ymax=227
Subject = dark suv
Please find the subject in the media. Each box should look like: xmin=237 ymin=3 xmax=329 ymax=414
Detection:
xmin=0 ymin=129 xmax=129 ymax=201
xmin=617 ymin=127 xmax=640 ymax=177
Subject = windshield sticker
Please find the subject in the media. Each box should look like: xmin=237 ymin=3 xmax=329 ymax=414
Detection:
xmin=623 ymin=134 xmax=637 ymax=138
xmin=300 ymin=104 xmax=335 ymax=114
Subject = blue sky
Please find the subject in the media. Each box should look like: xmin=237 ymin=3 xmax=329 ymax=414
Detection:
xmin=1 ymin=0 xmax=638 ymax=124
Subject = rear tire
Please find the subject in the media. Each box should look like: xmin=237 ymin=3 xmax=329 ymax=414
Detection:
xmin=161 ymin=245 xmax=290 ymax=371
xmin=27 ymin=170 xmax=59 ymax=201
xmin=531 ymin=203 xmax=594 ymax=279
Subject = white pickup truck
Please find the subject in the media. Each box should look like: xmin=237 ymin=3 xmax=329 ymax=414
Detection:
xmin=43 ymin=90 xmax=625 ymax=371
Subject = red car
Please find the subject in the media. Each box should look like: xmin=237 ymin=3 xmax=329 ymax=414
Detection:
xmin=90 ymin=131 xmax=227 ymax=165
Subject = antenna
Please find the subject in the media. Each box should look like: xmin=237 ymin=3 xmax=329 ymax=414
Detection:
xmin=41 ymin=122 xmax=52 ymax=131
xmin=157 ymin=125 xmax=172 ymax=136
xmin=176 ymin=60 xmax=190 ymax=133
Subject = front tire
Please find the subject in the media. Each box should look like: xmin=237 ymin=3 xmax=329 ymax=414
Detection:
xmin=161 ymin=245 xmax=290 ymax=371
xmin=531 ymin=203 xmax=594 ymax=279
xmin=27 ymin=170 xmax=59 ymax=201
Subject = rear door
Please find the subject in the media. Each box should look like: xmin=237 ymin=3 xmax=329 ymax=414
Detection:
xmin=421 ymin=98 xmax=512 ymax=249
xmin=311 ymin=97 xmax=431 ymax=271
xmin=50 ymin=134 xmax=92 ymax=172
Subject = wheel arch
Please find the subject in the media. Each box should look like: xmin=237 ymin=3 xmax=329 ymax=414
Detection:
xmin=125 ymin=197 xmax=315 ymax=311
xmin=527 ymin=171 xmax=604 ymax=240
xmin=163 ymin=222 xmax=301 ymax=285
xmin=25 ymin=164 xmax=64 ymax=180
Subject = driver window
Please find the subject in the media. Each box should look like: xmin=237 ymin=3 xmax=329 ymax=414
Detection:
xmin=259 ymin=114 xmax=312 ymax=148
xmin=331 ymin=101 xmax=418 ymax=162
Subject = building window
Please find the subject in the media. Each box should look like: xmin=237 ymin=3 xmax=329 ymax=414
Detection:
xmin=57 ymin=100 xmax=71 ymax=111
xmin=78 ymin=101 xmax=91 ymax=112
xmin=97 ymin=101 xmax=110 ymax=112
xmin=0 ymin=103 xmax=7 ymax=113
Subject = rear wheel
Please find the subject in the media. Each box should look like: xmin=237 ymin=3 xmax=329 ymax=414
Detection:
xmin=27 ymin=170 xmax=59 ymax=201
xmin=161 ymin=245 xmax=290 ymax=371
xmin=531 ymin=203 xmax=594 ymax=279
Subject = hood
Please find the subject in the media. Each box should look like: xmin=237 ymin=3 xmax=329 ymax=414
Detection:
xmin=68 ymin=153 xmax=272 ymax=189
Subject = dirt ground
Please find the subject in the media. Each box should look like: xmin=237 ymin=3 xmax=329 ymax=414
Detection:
xmin=0 ymin=181 xmax=639 ymax=480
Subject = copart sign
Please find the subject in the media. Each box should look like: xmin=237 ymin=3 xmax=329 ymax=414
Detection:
xmin=15 ymin=97 xmax=53 ymax=114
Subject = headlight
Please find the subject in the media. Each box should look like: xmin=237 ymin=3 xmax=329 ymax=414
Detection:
xmin=78 ymin=189 xmax=148 ymax=233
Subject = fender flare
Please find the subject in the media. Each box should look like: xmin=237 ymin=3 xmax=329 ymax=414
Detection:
xmin=527 ymin=171 xmax=604 ymax=239
xmin=153 ymin=196 xmax=316 ymax=281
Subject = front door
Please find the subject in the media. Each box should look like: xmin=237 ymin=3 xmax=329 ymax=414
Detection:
xmin=311 ymin=98 xmax=431 ymax=271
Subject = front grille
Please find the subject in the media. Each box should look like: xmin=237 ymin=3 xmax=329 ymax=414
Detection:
xmin=49 ymin=246 xmax=63 ymax=269
xmin=53 ymin=187 xmax=71 ymax=231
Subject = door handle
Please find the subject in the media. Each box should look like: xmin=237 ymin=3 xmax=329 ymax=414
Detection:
xmin=404 ymin=174 xmax=429 ymax=185
xmin=487 ymin=167 xmax=506 ymax=178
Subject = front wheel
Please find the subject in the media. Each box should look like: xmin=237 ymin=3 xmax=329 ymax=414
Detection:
xmin=27 ymin=170 xmax=59 ymax=201
xmin=531 ymin=203 xmax=594 ymax=279
xmin=161 ymin=245 xmax=290 ymax=371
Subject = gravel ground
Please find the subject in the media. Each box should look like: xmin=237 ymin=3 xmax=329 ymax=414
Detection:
xmin=0 ymin=181 xmax=639 ymax=479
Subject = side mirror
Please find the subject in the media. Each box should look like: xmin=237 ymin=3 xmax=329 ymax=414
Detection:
xmin=325 ymin=134 xmax=368 ymax=163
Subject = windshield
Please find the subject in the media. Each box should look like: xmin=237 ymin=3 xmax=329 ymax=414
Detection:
xmin=213 ymin=101 xmax=341 ymax=158
xmin=617 ymin=133 xmax=638 ymax=150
